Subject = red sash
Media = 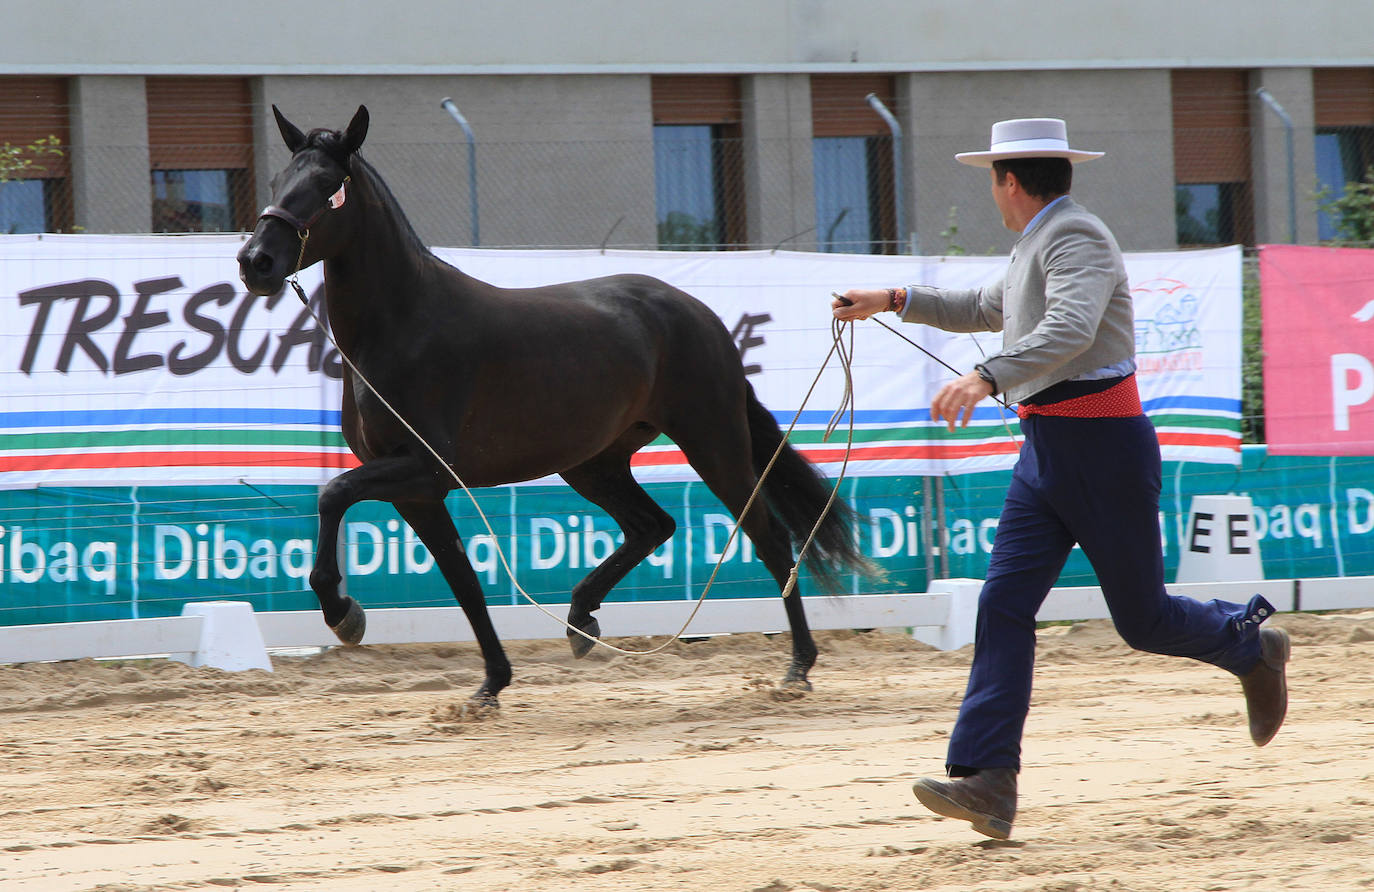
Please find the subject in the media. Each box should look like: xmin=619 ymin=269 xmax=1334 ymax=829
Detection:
xmin=1016 ymin=375 xmax=1143 ymax=419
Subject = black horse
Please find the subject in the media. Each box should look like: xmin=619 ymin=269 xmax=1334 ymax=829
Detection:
xmin=237 ymin=104 xmax=873 ymax=709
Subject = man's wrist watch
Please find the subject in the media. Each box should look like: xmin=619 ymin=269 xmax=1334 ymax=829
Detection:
xmin=974 ymin=363 xmax=999 ymax=395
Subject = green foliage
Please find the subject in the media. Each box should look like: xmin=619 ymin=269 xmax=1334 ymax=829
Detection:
xmin=939 ymin=206 xmax=967 ymax=256
xmin=1316 ymin=166 xmax=1374 ymax=246
xmin=0 ymin=135 xmax=63 ymax=183
xmin=657 ymin=211 xmax=717 ymax=250
xmin=1240 ymin=256 xmax=1264 ymax=444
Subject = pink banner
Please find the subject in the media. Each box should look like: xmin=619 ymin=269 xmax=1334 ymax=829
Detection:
xmin=1261 ymin=244 xmax=1374 ymax=455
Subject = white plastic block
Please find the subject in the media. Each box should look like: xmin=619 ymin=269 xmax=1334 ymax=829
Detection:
xmin=172 ymin=601 xmax=272 ymax=673
xmin=1176 ymin=495 xmax=1264 ymax=583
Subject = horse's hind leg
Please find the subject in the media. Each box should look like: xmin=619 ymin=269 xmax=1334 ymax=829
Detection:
xmin=672 ymin=433 xmax=818 ymax=692
xmin=559 ymin=459 xmax=675 ymax=659
xmin=393 ymin=499 xmax=511 ymax=708
xmin=313 ymin=455 xmax=445 ymax=644
xmin=733 ymin=495 xmax=818 ymax=691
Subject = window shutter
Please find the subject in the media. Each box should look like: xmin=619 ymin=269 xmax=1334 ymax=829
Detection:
xmin=1172 ymin=69 xmax=1251 ymax=184
xmin=810 ymin=75 xmax=895 ymax=138
xmin=651 ymin=76 xmax=741 ymax=125
xmin=1314 ymin=68 xmax=1374 ymax=127
xmin=146 ymin=77 xmax=253 ymax=170
xmin=0 ymin=76 xmax=70 ymax=178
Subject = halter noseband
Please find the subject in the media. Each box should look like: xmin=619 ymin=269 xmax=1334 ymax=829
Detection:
xmin=257 ymin=175 xmax=351 ymax=235
xmin=256 ymin=176 xmax=351 ymax=279
xmin=258 ymin=203 xmax=325 ymax=234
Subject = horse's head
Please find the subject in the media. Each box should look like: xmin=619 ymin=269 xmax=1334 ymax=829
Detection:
xmin=237 ymin=104 xmax=369 ymax=296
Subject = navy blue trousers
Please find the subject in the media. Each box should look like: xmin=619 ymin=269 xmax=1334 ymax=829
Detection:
xmin=945 ymin=413 xmax=1272 ymax=772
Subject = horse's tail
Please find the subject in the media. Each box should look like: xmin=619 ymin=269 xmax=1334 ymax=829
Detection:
xmin=745 ymin=383 xmax=880 ymax=592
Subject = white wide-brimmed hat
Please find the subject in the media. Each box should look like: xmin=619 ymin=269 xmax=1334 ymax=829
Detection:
xmin=955 ymin=117 xmax=1104 ymax=167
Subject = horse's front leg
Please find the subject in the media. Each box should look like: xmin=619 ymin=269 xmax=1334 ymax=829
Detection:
xmin=313 ymin=455 xmax=446 ymax=644
xmin=393 ymin=500 xmax=511 ymax=709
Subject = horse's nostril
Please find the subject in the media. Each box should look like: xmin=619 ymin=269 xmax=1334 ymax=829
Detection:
xmin=252 ymin=252 xmax=274 ymax=274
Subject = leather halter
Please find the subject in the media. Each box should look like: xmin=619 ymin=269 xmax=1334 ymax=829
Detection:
xmin=256 ymin=176 xmax=351 ymax=277
xmin=258 ymin=202 xmax=325 ymax=234
xmin=257 ymin=175 xmax=350 ymax=234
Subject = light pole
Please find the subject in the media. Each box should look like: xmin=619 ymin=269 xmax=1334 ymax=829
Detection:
xmin=1255 ymin=87 xmax=1297 ymax=244
xmin=865 ymin=93 xmax=908 ymax=254
xmin=440 ymin=97 xmax=480 ymax=246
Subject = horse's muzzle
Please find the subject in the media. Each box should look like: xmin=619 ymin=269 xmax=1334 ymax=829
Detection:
xmin=237 ymin=239 xmax=286 ymax=296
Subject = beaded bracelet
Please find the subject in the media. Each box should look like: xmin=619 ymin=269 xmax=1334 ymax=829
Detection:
xmin=887 ymin=287 xmax=907 ymax=314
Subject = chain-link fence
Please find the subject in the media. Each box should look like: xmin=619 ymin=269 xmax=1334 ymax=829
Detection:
xmin=0 ymin=130 xmax=1311 ymax=444
xmin=2 ymin=125 xmax=1327 ymax=254
xmin=7 ymin=64 xmax=1374 ymax=251
xmin=6 ymin=90 xmax=1374 ymax=624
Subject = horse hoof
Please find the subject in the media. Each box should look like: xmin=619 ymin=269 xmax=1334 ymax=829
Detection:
xmin=329 ymin=596 xmax=367 ymax=645
xmin=463 ymin=695 xmax=500 ymax=720
xmin=567 ymin=617 xmax=601 ymax=659
xmin=774 ymin=667 xmax=813 ymax=700
xmin=771 ymin=679 xmax=811 ymax=701
xmin=429 ymin=696 xmax=499 ymax=728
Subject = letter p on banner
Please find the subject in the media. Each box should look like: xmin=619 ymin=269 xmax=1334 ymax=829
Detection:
xmin=1262 ymin=244 xmax=1374 ymax=455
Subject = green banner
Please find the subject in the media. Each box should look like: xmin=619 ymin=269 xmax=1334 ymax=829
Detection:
xmin=3 ymin=446 xmax=1374 ymax=626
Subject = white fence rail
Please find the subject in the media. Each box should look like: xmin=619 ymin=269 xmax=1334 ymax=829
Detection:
xmin=2 ymin=577 xmax=1373 ymax=671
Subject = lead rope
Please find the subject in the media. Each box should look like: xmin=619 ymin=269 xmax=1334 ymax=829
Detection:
xmin=869 ymin=315 xmax=1022 ymax=445
xmin=286 ymin=255 xmax=858 ymax=657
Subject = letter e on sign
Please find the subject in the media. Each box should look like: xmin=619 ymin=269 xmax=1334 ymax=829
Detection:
xmin=1189 ymin=512 xmax=1215 ymax=553
xmin=1227 ymin=513 xmax=1252 ymax=554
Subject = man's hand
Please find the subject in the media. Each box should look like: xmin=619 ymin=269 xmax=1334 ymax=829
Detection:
xmin=831 ymin=289 xmax=889 ymax=321
xmin=931 ymin=371 xmax=995 ymax=431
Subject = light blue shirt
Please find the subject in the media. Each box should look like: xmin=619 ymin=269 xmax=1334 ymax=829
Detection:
xmin=1021 ymin=195 xmax=1069 ymax=237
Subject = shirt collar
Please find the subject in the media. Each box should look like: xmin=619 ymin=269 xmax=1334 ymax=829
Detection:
xmin=1021 ymin=194 xmax=1070 ymax=236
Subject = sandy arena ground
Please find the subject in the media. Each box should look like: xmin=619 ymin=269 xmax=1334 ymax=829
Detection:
xmin=0 ymin=609 xmax=1371 ymax=891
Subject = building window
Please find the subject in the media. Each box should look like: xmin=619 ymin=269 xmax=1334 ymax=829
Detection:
xmin=146 ymin=77 xmax=254 ymax=233
xmin=151 ymin=169 xmax=247 ymax=233
xmin=0 ymin=76 xmax=72 ymax=233
xmin=810 ymin=75 xmax=897 ymax=254
xmin=1315 ymin=127 xmax=1374 ymax=240
xmin=654 ymin=124 xmax=732 ymax=248
xmin=1 ymin=179 xmax=50 ymax=234
xmin=1313 ymin=69 xmax=1374 ymax=242
xmin=1175 ymin=182 xmax=1245 ymax=245
xmin=651 ymin=76 xmax=744 ymax=250
xmin=1172 ymin=69 xmax=1254 ymax=246
xmin=813 ymin=136 xmax=893 ymax=253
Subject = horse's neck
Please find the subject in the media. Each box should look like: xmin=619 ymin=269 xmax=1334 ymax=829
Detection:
xmin=322 ymin=169 xmax=438 ymax=339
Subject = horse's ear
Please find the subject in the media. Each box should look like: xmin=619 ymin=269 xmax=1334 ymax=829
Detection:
xmin=343 ymin=105 xmax=369 ymax=155
xmin=273 ymin=105 xmax=307 ymax=153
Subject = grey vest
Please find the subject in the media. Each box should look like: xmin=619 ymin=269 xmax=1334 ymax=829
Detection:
xmin=902 ymin=197 xmax=1135 ymax=405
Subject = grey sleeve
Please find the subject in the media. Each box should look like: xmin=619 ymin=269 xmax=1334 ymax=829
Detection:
xmin=899 ymin=278 xmax=1005 ymax=333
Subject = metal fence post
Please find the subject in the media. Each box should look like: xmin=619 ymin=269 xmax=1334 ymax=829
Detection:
xmin=440 ymin=97 xmax=480 ymax=246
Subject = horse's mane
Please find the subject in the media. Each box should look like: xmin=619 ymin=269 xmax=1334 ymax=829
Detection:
xmin=305 ymin=127 xmax=430 ymax=257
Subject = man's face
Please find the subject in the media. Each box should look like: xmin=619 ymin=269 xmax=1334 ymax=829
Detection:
xmin=989 ymin=168 xmax=1015 ymax=231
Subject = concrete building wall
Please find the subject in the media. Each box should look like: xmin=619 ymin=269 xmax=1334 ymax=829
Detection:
xmin=742 ymin=74 xmax=818 ymax=252
xmin=68 ymin=76 xmax=152 ymax=233
xmin=253 ymin=75 xmax=657 ymax=249
xmin=243 ymin=67 xmax=1184 ymax=254
xmin=5 ymin=1 xmax=1370 ymax=74
xmin=1250 ymin=68 xmax=1319 ymax=246
xmin=903 ymin=69 xmax=1177 ymax=254
xmin=4 ymin=3 xmax=1372 ymax=248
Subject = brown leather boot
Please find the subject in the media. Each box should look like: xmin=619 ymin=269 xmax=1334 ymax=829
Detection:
xmin=1239 ymin=626 xmax=1290 ymax=746
xmin=912 ymin=768 xmax=1017 ymax=839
